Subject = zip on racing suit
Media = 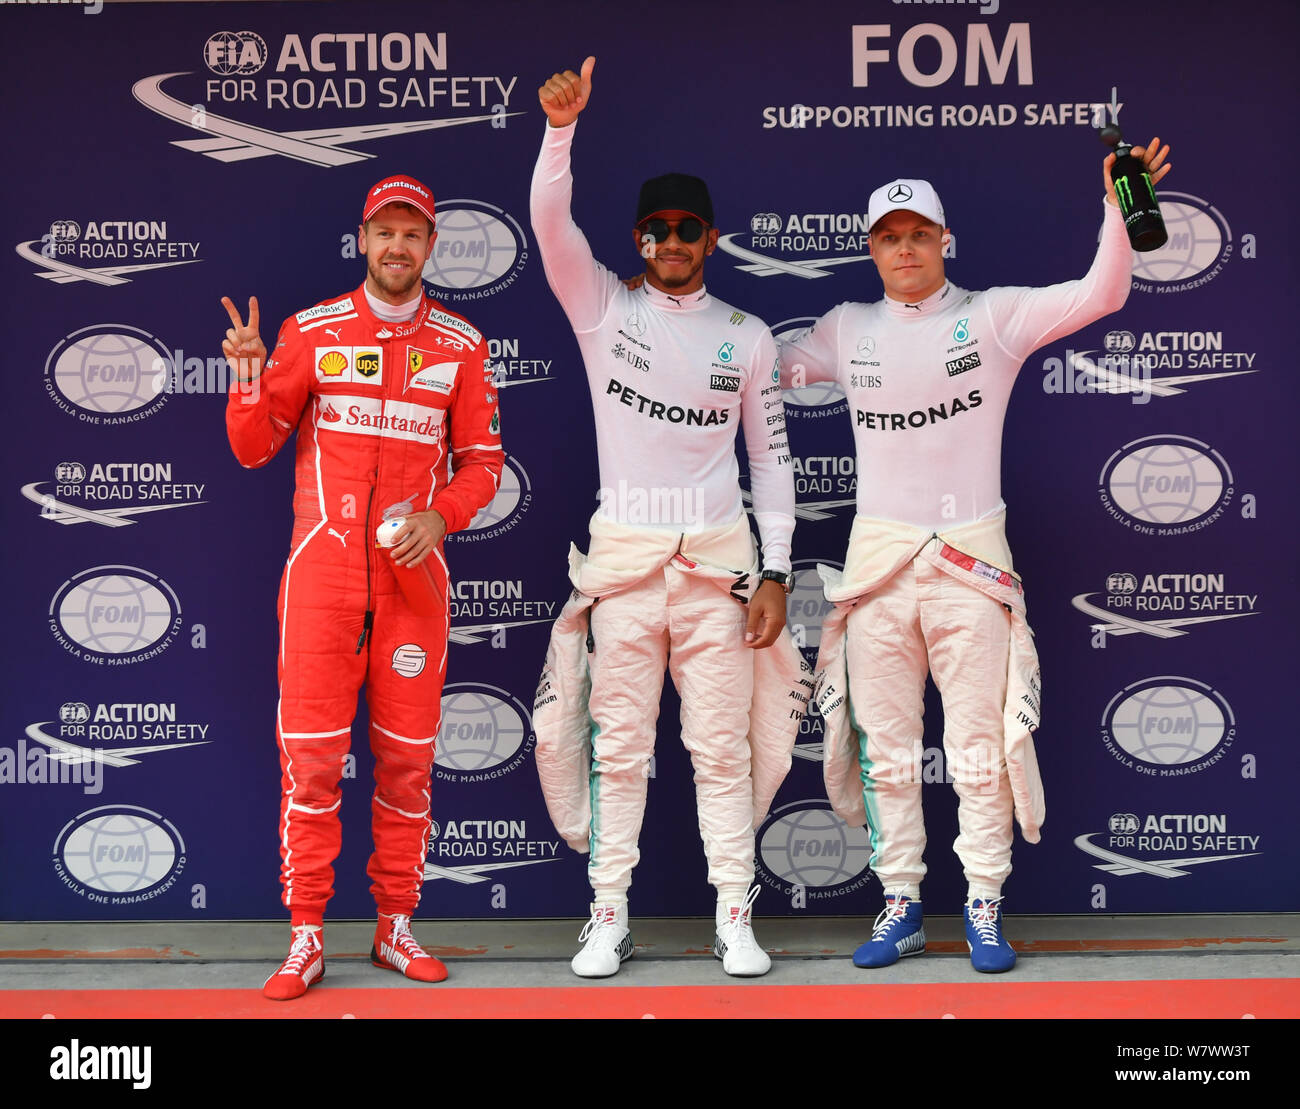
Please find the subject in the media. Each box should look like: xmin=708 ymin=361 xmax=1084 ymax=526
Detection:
xmin=779 ymin=198 xmax=1131 ymax=898
xmin=226 ymin=285 xmax=503 ymax=924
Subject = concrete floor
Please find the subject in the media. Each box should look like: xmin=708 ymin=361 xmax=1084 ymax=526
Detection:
xmin=2 ymin=913 xmax=1296 ymax=990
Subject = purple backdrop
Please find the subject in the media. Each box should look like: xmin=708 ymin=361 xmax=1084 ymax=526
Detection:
xmin=3 ymin=0 xmax=1296 ymax=921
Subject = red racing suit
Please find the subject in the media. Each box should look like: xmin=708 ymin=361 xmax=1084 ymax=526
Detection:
xmin=226 ymin=284 xmax=503 ymax=923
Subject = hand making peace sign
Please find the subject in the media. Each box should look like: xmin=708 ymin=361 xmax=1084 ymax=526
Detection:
xmin=221 ymin=295 xmax=268 ymax=383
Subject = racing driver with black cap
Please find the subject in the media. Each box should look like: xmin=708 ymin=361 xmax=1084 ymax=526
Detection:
xmin=530 ymin=56 xmax=802 ymax=979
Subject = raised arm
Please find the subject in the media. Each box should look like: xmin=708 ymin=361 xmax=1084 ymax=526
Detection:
xmin=222 ymin=295 xmax=312 ymax=469
xmin=988 ymin=137 xmax=1172 ymax=361
xmin=530 ymin=56 xmax=621 ymax=333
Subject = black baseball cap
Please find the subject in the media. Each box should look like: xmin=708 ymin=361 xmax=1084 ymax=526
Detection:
xmin=636 ymin=172 xmax=714 ymax=225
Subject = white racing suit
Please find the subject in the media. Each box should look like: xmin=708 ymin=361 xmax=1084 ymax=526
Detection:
xmin=534 ymin=513 xmax=813 ymax=895
xmin=814 ymin=513 xmax=1043 ymax=900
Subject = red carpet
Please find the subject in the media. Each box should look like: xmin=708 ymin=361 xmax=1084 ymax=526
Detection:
xmin=3 ymin=978 xmax=1294 ymax=1019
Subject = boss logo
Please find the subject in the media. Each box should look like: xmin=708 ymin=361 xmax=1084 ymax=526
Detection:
xmin=946 ymin=351 xmax=982 ymax=377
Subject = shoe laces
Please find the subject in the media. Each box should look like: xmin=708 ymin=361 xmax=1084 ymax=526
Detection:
xmin=383 ymin=914 xmax=427 ymax=958
xmin=281 ymin=927 xmax=320 ymax=973
xmin=967 ymin=897 xmax=1004 ymax=945
xmin=720 ymin=886 xmax=761 ymax=948
xmin=870 ymin=896 xmax=911 ymax=939
xmin=578 ymin=904 xmax=623 ymax=945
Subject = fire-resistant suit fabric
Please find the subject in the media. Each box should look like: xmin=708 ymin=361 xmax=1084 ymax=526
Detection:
xmin=226 ymin=284 xmax=503 ymax=922
xmin=813 ymin=513 xmax=1043 ymax=898
xmin=532 ymin=514 xmax=813 ymax=891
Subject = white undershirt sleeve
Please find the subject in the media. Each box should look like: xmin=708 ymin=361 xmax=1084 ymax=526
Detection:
xmin=985 ymin=199 xmax=1132 ymax=363
xmin=742 ymin=327 xmax=795 ymax=573
xmin=775 ymin=303 xmax=845 ymax=388
xmin=529 ymin=121 xmax=622 ymax=334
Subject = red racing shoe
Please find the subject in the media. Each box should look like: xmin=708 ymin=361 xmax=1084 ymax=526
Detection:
xmin=263 ymin=926 xmax=324 ymax=1001
xmin=370 ymin=913 xmax=448 ymax=982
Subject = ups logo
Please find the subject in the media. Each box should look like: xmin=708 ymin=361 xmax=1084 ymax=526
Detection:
xmin=356 ymin=351 xmax=380 ymax=378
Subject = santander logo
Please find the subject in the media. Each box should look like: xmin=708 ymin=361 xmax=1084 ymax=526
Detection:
xmin=317 ymin=395 xmax=445 ymax=443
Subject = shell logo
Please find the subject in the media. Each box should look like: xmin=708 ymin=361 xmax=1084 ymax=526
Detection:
xmin=318 ymin=350 xmax=348 ymax=377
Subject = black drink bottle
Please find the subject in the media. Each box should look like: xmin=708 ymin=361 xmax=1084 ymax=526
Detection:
xmin=1099 ymin=122 xmax=1168 ymax=252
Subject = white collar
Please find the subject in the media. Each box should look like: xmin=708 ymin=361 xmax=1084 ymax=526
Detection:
xmin=364 ymin=285 xmax=422 ymax=323
xmin=640 ymin=281 xmax=710 ymax=312
xmin=883 ymin=280 xmax=954 ymax=318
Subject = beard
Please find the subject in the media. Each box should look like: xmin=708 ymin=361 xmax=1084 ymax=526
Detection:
xmin=367 ymin=254 xmax=423 ymax=301
xmin=647 ymin=254 xmax=703 ymax=291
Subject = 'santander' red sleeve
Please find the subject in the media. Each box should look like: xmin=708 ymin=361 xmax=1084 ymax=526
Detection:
xmin=225 ymin=319 xmax=312 ymax=469
xmin=431 ymin=338 xmax=504 ymax=534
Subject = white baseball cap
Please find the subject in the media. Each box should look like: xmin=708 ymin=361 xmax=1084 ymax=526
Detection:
xmin=867 ymin=179 xmax=945 ymax=232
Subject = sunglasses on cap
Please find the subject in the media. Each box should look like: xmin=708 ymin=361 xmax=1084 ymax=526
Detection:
xmin=638 ymin=216 xmax=709 ymax=244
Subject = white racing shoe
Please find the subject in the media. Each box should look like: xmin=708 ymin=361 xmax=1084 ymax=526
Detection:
xmin=571 ymin=903 xmax=634 ymax=978
xmin=713 ymin=885 xmax=771 ymax=977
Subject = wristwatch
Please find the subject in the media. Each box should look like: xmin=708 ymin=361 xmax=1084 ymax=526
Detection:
xmin=758 ymin=569 xmax=794 ymax=595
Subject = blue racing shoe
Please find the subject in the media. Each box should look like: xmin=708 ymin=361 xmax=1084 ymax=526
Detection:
xmin=964 ymin=897 xmax=1017 ymax=973
xmin=852 ymin=895 xmax=926 ymax=968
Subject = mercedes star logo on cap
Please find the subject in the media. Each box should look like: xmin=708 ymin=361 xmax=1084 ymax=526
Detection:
xmin=888 ymin=183 xmax=913 ymax=202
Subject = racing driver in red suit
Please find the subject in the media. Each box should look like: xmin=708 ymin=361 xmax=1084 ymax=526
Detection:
xmin=221 ymin=175 xmax=503 ymax=1001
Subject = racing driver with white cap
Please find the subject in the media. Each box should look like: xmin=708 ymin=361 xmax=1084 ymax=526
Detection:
xmin=780 ymin=140 xmax=1171 ymax=972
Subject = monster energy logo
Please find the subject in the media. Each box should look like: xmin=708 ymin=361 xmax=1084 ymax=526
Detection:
xmin=1115 ymin=173 xmax=1155 ymax=216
